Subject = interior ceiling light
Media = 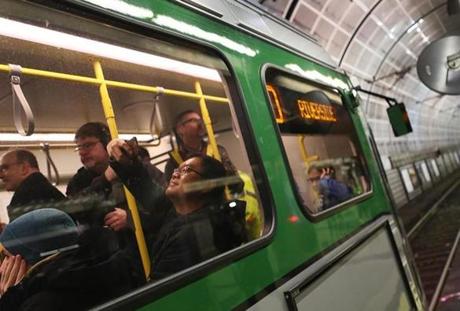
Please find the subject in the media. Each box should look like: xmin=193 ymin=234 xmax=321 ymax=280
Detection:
xmin=0 ymin=133 xmax=154 ymax=142
xmin=0 ymin=17 xmax=221 ymax=82
xmin=84 ymin=0 xmax=154 ymax=19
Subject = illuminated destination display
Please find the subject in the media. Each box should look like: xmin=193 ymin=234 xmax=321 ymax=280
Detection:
xmin=297 ymin=100 xmax=336 ymax=122
xmin=266 ymin=85 xmax=285 ymax=123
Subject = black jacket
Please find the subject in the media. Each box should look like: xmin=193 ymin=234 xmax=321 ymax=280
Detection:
xmin=65 ymin=167 xmax=145 ymax=283
xmin=8 ymin=173 xmax=65 ymax=213
xmin=65 ymin=167 xmax=112 ymax=198
xmin=111 ymin=159 xmax=247 ymax=280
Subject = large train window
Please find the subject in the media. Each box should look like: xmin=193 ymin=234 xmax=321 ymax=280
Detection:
xmin=0 ymin=1 xmax=268 ymax=309
xmin=264 ymin=67 xmax=371 ymax=215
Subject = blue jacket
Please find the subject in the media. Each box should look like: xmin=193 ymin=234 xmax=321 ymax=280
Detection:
xmin=319 ymin=177 xmax=352 ymax=209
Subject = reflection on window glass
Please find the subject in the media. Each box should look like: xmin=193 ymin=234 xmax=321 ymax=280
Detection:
xmin=454 ymin=152 xmax=460 ymax=165
xmin=400 ymin=169 xmax=414 ymax=193
xmin=0 ymin=7 xmax=266 ymax=309
xmin=436 ymin=157 xmax=446 ymax=176
xmin=430 ymin=159 xmax=440 ymax=177
xmin=400 ymin=165 xmax=420 ymax=194
xmin=265 ymin=68 xmax=370 ymax=214
xmin=450 ymin=153 xmax=458 ymax=168
xmin=443 ymin=154 xmax=453 ymax=172
xmin=415 ymin=161 xmax=431 ymax=185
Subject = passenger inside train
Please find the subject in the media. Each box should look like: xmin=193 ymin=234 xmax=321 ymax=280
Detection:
xmin=165 ymin=110 xmax=242 ymax=190
xmin=166 ymin=109 xmax=262 ymax=240
xmin=307 ymin=165 xmax=352 ymax=211
xmin=0 ymin=149 xmax=65 ymax=220
xmin=66 ymin=122 xmax=146 ymax=284
xmin=106 ymin=138 xmax=247 ymax=279
xmin=66 ymin=122 xmax=129 ymax=231
xmin=0 ymin=208 xmax=139 ymax=310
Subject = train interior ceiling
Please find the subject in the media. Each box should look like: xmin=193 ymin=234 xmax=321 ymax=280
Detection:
xmin=0 ymin=24 xmax=245 ymax=216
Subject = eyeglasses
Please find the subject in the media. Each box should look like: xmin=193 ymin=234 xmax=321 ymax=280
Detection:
xmin=74 ymin=141 xmax=100 ymax=152
xmin=173 ymin=165 xmax=203 ymax=177
xmin=0 ymin=162 xmax=21 ymax=173
xmin=180 ymin=118 xmax=203 ymax=126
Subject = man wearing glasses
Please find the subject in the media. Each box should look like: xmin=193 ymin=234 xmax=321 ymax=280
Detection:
xmin=0 ymin=149 xmax=64 ymax=222
xmin=106 ymin=138 xmax=247 ymax=279
xmin=164 ymin=110 xmax=240 ymax=186
xmin=66 ymin=122 xmax=128 ymax=231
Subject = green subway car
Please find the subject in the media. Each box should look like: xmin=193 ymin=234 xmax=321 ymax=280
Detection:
xmin=0 ymin=0 xmax=424 ymax=310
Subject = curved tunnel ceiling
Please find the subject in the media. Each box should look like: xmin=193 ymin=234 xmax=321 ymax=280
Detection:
xmin=254 ymin=0 xmax=460 ymax=156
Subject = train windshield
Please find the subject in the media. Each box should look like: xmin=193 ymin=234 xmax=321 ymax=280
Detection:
xmin=265 ymin=67 xmax=371 ymax=214
xmin=0 ymin=1 xmax=268 ymax=309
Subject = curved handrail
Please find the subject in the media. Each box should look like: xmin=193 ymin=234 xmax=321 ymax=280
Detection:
xmin=9 ymin=64 xmax=35 ymax=136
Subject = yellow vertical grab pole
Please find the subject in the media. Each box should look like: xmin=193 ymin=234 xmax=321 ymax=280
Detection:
xmin=93 ymin=61 xmax=151 ymax=280
xmin=195 ymin=81 xmax=221 ymax=161
xmin=298 ymin=136 xmax=318 ymax=166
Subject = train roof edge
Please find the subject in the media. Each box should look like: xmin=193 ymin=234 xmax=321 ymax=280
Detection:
xmin=169 ymin=0 xmax=339 ymax=70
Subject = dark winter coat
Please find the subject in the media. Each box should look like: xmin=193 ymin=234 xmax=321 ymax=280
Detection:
xmin=8 ymin=173 xmax=65 ymax=218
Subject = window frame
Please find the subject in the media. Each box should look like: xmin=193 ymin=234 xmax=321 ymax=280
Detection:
xmin=1 ymin=0 xmax=277 ymax=309
xmin=261 ymin=64 xmax=374 ymax=222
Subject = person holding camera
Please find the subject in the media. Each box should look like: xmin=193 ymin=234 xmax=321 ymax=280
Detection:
xmin=65 ymin=122 xmax=146 ymax=286
xmin=106 ymin=138 xmax=247 ymax=279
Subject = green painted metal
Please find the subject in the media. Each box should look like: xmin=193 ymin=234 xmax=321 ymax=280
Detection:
xmin=77 ymin=0 xmax=394 ymax=309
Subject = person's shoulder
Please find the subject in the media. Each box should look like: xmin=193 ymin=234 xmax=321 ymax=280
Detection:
xmin=72 ymin=166 xmax=91 ymax=177
xmin=13 ymin=172 xmax=49 ymax=194
xmin=69 ymin=167 xmax=99 ymax=183
xmin=27 ymin=171 xmax=46 ymax=179
xmin=66 ymin=167 xmax=100 ymax=196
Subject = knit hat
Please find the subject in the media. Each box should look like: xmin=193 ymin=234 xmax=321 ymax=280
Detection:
xmin=0 ymin=208 xmax=79 ymax=264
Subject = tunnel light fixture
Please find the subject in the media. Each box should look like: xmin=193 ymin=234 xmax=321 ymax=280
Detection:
xmin=0 ymin=17 xmax=221 ymax=82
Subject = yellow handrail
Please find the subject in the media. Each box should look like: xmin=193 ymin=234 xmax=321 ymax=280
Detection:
xmin=298 ymin=135 xmax=318 ymax=166
xmin=195 ymin=81 xmax=221 ymax=162
xmin=93 ymin=61 xmax=151 ymax=280
xmin=0 ymin=64 xmax=229 ymax=103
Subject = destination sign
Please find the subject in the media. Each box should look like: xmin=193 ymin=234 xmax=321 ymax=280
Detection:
xmin=297 ymin=100 xmax=336 ymax=122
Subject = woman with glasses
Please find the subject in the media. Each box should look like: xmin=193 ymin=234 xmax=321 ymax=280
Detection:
xmin=106 ymin=139 xmax=247 ymax=280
